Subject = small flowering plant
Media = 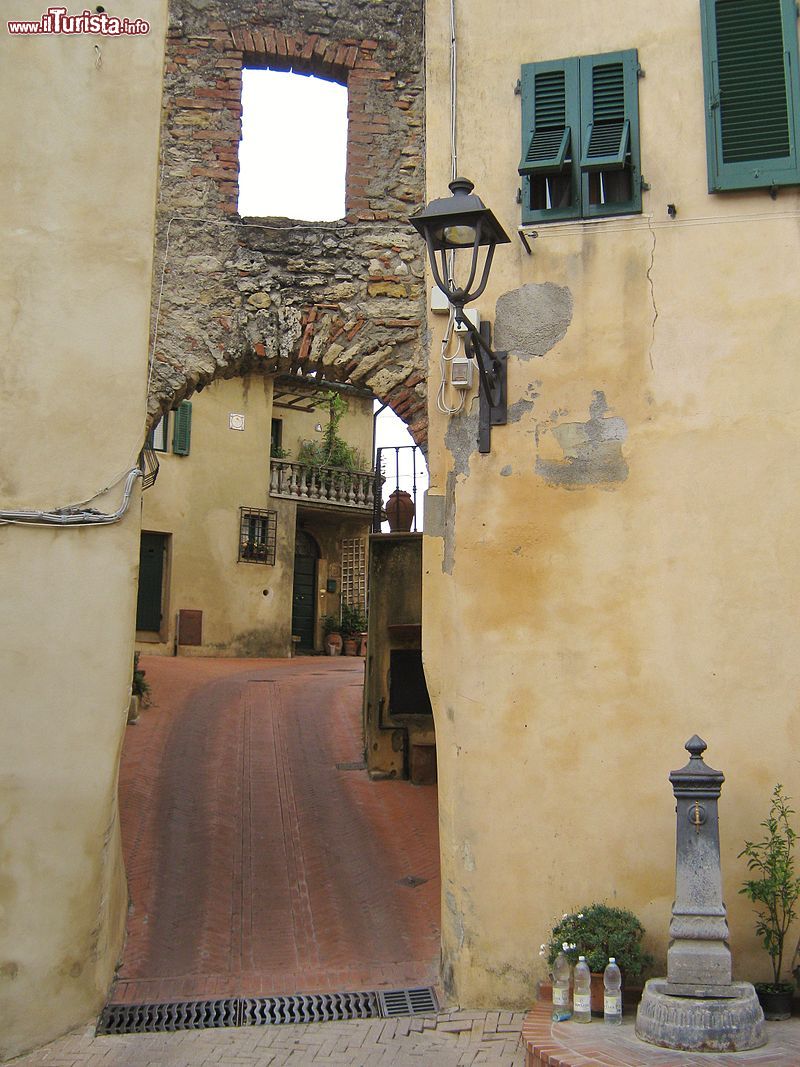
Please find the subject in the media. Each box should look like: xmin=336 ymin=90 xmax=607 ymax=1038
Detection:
xmin=542 ymin=903 xmax=653 ymax=979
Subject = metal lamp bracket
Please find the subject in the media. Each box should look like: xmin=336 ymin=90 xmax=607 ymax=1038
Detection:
xmin=463 ymin=319 xmax=507 ymax=453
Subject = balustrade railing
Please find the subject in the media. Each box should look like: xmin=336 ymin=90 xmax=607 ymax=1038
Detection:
xmin=269 ymin=459 xmax=375 ymax=510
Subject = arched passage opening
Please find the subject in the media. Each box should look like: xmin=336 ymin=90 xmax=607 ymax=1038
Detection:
xmin=110 ymin=0 xmax=440 ymax=1023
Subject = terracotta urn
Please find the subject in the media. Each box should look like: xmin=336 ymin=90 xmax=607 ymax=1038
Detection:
xmin=385 ymin=489 xmax=415 ymax=532
xmin=325 ymin=633 xmax=343 ymax=656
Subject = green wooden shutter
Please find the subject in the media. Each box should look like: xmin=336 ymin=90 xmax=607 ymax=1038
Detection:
xmin=579 ymin=50 xmax=641 ymax=218
xmin=172 ymin=400 xmax=192 ymax=455
xmin=701 ymin=0 xmax=800 ymax=191
xmin=520 ymin=58 xmax=581 ymax=223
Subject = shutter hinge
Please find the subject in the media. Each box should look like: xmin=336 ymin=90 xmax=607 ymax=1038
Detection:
xmin=514 ymin=78 xmax=522 ymax=95
xmin=636 ymin=64 xmax=645 ymax=78
xmin=709 ymin=90 xmax=720 ymax=110
xmin=516 ymin=187 xmax=522 ymax=204
xmin=640 ymin=175 xmax=651 ymax=192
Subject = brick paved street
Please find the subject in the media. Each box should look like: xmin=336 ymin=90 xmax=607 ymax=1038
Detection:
xmin=10 ymin=1011 xmax=526 ymax=1065
xmin=115 ymin=656 xmax=440 ymax=1004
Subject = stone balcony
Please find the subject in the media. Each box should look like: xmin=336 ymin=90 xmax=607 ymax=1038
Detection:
xmin=269 ymin=459 xmax=375 ymax=513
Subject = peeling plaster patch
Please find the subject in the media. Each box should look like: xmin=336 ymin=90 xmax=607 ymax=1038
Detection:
xmin=536 ymin=391 xmax=629 ymax=488
xmin=445 ymin=407 xmax=479 ymax=480
xmin=494 ymin=283 xmax=573 ymax=359
xmin=423 ymin=491 xmax=446 ymax=538
xmin=445 ymin=888 xmax=466 ymax=949
xmin=500 ymin=465 xmax=513 ymax=477
xmin=442 ymin=408 xmax=479 ymax=574
xmin=443 ymin=470 xmax=458 ymax=575
xmin=461 ymin=840 xmax=476 ymax=872
xmin=509 ymin=394 xmax=535 ymax=422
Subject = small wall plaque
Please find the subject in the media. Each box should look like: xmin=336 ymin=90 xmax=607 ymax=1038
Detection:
xmin=229 ymin=413 xmax=245 ymax=431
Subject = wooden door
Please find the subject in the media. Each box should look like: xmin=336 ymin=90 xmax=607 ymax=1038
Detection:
xmin=291 ymin=530 xmax=318 ymax=649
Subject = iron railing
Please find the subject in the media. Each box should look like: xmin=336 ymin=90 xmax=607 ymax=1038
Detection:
xmin=269 ymin=459 xmax=374 ymax=511
xmin=373 ymin=445 xmax=426 ymax=532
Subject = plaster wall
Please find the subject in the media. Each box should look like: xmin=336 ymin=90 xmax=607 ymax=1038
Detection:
xmin=0 ymin=2 xmax=167 ymax=1057
xmin=423 ymin=0 xmax=800 ymax=1006
xmin=139 ymin=376 xmax=373 ymax=656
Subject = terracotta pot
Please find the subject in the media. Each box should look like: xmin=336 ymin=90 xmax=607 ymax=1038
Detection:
xmin=343 ymin=637 xmax=358 ymax=656
xmin=325 ymin=633 xmax=342 ymax=656
xmin=385 ymin=489 xmax=415 ymax=532
xmin=590 ymin=973 xmax=605 ymax=1015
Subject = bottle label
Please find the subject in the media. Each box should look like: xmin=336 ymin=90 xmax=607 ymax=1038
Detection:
xmin=573 ymin=993 xmax=591 ymax=1013
xmin=604 ymin=995 xmax=621 ymax=1015
xmin=553 ymin=987 xmax=569 ymax=1007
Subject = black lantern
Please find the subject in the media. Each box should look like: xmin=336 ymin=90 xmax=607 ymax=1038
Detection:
xmin=411 ymin=178 xmax=511 ymax=453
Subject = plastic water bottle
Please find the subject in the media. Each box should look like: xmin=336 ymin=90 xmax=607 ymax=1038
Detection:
xmin=572 ymin=956 xmax=592 ymax=1023
xmin=551 ymin=950 xmax=572 ymax=1021
xmin=603 ymin=957 xmax=622 ymax=1024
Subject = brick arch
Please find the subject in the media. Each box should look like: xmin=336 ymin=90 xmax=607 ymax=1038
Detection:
xmin=149 ymin=5 xmax=428 ymax=446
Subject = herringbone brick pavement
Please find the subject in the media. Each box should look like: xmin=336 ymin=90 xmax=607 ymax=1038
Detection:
xmin=12 ymin=1010 xmax=526 ymax=1065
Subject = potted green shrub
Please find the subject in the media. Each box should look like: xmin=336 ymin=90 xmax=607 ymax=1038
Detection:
xmin=128 ymin=651 xmax=151 ymax=724
xmin=340 ymin=603 xmax=368 ymax=656
xmin=739 ymin=783 xmax=800 ymax=1019
xmin=321 ymin=613 xmax=342 ymax=656
xmin=296 ymin=391 xmax=367 ymax=495
xmin=542 ymin=904 xmax=653 ymax=1013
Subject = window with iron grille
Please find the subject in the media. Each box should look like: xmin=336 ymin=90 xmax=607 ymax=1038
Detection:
xmin=341 ymin=537 xmax=367 ymax=613
xmin=238 ymin=508 xmax=277 ymax=565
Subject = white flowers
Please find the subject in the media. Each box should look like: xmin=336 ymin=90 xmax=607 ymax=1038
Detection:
xmin=577 ymin=913 xmax=584 ymax=919
xmin=562 ymin=913 xmax=569 ymax=920
xmin=539 ymin=944 xmax=547 ymax=957
xmin=562 ymin=941 xmax=570 ymax=951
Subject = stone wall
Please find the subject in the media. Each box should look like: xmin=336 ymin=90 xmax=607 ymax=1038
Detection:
xmin=150 ymin=0 xmax=428 ymax=444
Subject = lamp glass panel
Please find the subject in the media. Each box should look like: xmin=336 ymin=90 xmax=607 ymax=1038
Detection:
xmin=441 ymin=223 xmax=478 ymax=247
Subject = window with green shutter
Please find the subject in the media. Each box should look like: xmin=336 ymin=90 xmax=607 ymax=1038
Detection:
xmin=700 ymin=0 xmax=800 ymax=191
xmin=172 ymin=400 xmax=192 ymax=456
xmin=520 ymin=49 xmax=641 ymax=223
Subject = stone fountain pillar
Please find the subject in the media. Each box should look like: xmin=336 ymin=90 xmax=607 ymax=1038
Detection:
xmin=635 ymin=736 xmax=765 ymax=1052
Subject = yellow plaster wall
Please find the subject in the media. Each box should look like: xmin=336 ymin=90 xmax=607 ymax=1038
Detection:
xmin=0 ymin=2 xmax=167 ymax=1057
xmin=423 ymin=0 xmax=800 ymax=1005
xmin=139 ymin=379 xmax=374 ymax=656
xmin=140 ymin=375 xmax=296 ymax=656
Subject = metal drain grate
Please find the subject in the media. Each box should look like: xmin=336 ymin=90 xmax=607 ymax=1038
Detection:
xmin=241 ymin=990 xmax=379 ymax=1025
xmin=378 ymin=987 xmax=439 ymax=1017
xmin=98 ymin=998 xmax=239 ymax=1034
xmin=97 ymin=986 xmax=437 ymax=1035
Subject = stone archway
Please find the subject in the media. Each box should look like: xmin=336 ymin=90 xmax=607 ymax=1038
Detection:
xmin=149 ymin=1 xmax=428 ymax=446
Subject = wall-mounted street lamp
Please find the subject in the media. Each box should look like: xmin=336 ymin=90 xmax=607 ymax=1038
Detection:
xmin=411 ymin=177 xmax=511 ymax=453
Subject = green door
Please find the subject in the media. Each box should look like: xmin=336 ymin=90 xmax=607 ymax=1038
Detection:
xmin=291 ymin=530 xmax=318 ymax=650
xmin=136 ymin=532 xmax=166 ymax=632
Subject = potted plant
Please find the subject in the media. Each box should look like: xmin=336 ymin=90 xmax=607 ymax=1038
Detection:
xmin=129 ymin=651 xmax=151 ymax=724
xmin=542 ymin=904 xmax=653 ymax=1013
xmin=296 ymin=391 xmax=367 ymax=494
xmin=340 ymin=603 xmax=368 ymax=656
xmin=739 ymin=783 xmax=800 ymax=1019
xmin=321 ymin=613 xmax=342 ymax=656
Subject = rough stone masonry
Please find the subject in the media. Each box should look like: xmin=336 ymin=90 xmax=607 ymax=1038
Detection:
xmin=149 ymin=0 xmax=428 ymax=443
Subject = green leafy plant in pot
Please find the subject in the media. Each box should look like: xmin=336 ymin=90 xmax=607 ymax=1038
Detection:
xmin=739 ymin=783 xmax=800 ymax=1019
xmin=542 ymin=903 xmax=652 ymax=1013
